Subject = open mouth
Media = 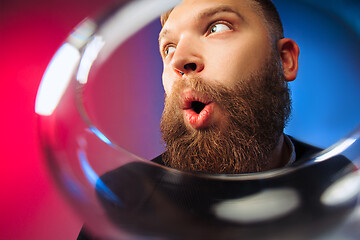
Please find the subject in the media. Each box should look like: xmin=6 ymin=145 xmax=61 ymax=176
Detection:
xmin=182 ymin=93 xmax=214 ymax=129
xmin=191 ymin=101 xmax=207 ymax=114
xmin=183 ymin=98 xmax=211 ymax=115
xmin=181 ymin=90 xmax=215 ymax=129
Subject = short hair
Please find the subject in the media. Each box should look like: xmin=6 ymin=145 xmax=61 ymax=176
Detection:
xmin=161 ymin=0 xmax=284 ymax=42
xmin=251 ymin=0 xmax=284 ymax=40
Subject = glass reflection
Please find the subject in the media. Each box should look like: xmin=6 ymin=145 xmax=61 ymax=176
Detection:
xmin=35 ymin=0 xmax=360 ymax=239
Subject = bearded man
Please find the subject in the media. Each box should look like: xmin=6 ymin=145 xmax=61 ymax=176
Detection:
xmin=157 ymin=0 xmax=300 ymax=174
xmin=78 ymin=1 xmax=356 ymax=239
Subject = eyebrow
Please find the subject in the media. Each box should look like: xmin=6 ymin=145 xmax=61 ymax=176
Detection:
xmin=158 ymin=5 xmax=244 ymax=44
xmin=199 ymin=5 xmax=244 ymax=21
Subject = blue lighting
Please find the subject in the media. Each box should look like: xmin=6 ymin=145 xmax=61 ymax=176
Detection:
xmin=300 ymin=0 xmax=360 ymax=37
xmin=78 ymin=149 xmax=122 ymax=205
xmin=89 ymin=126 xmax=114 ymax=147
xmin=274 ymin=0 xmax=360 ymax=148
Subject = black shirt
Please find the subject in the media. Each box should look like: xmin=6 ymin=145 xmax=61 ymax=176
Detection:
xmin=78 ymin=137 xmax=356 ymax=240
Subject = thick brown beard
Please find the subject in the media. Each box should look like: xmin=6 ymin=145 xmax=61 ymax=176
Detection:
xmin=160 ymin=55 xmax=291 ymax=174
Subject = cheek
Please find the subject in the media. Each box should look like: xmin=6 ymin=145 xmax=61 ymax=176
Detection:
xmin=205 ymin=48 xmax=252 ymax=86
xmin=162 ymin=70 xmax=174 ymax=96
xmin=208 ymin=39 xmax=270 ymax=85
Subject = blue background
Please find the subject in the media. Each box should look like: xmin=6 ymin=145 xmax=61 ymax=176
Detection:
xmin=275 ymin=0 xmax=360 ymax=148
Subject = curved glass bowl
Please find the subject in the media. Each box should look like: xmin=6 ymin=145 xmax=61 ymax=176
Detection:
xmin=35 ymin=0 xmax=360 ymax=239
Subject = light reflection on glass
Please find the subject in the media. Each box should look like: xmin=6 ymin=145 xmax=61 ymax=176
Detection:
xmin=78 ymin=148 xmax=121 ymax=204
xmin=68 ymin=19 xmax=97 ymax=49
xmin=35 ymin=0 xmax=360 ymax=239
xmin=213 ymin=188 xmax=300 ymax=223
xmin=77 ymin=36 xmax=105 ymax=84
xmin=313 ymin=125 xmax=360 ymax=163
xmin=321 ymin=171 xmax=360 ymax=206
xmin=35 ymin=43 xmax=80 ymax=116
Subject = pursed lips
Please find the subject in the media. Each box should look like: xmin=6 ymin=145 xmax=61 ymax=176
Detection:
xmin=181 ymin=90 xmax=214 ymax=129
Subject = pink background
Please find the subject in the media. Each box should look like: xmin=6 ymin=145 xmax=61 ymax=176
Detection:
xmin=0 ymin=0 xmax=117 ymax=239
xmin=1 ymin=0 xmax=359 ymax=239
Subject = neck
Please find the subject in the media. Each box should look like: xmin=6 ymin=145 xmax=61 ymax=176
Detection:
xmin=265 ymin=134 xmax=291 ymax=171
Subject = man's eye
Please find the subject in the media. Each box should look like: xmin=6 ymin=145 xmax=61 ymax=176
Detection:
xmin=164 ymin=46 xmax=176 ymax=56
xmin=209 ymin=23 xmax=231 ymax=34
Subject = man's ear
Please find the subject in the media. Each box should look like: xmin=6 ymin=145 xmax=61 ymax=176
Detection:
xmin=277 ymin=38 xmax=299 ymax=82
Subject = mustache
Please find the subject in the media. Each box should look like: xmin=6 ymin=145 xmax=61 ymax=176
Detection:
xmin=166 ymin=76 xmax=236 ymax=106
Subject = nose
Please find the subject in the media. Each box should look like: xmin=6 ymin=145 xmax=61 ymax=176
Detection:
xmin=171 ymin=37 xmax=204 ymax=76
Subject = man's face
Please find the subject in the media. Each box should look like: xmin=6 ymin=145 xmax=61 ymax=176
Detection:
xmin=159 ymin=0 xmax=273 ymax=130
xmin=158 ymin=0 xmax=291 ymax=174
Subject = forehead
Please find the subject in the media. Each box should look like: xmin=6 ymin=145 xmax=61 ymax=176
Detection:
xmin=160 ymin=0 xmax=264 ymax=38
xmin=174 ymin=0 xmax=255 ymax=13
